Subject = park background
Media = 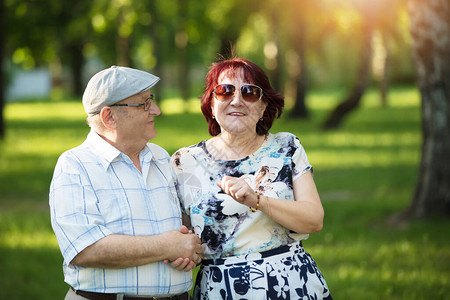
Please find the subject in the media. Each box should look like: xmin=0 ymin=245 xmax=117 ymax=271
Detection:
xmin=0 ymin=0 xmax=449 ymax=299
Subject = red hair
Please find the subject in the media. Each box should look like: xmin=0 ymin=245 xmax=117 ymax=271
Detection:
xmin=200 ymin=57 xmax=284 ymax=136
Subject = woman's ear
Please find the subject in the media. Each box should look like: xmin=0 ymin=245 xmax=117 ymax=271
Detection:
xmin=99 ymin=107 xmax=117 ymax=129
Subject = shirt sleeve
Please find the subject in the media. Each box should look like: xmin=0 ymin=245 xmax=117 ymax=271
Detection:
xmin=49 ymin=152 xmax=112 ymax=264
xmin=291 ymin=135 xmax=313 ymax=181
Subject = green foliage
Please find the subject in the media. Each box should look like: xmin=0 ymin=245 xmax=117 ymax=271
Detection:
xmin=1 ymin=87 xmax=449 ymax=299
xmin=5 ymin=0 xmax=415 ymax=94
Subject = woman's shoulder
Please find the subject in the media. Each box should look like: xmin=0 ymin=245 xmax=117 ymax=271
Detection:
xmin=268 ymin=132 xmax=307 ymax=156
xmin=270 ymin=132 xmax=300 ymax=145
xmin=171 ymin=141 xmax=209 ymax=171
xmin=171 ymin=140 xmax=208 ymax=166
xmin=172 ymin=140 xmax=205 ymax=157
xmin=271 ymin=131 xmax=297 ymax=139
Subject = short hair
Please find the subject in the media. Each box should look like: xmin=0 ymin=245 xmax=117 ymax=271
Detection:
xmin=86 ymin=114 xmax=102 ymax=129
xmin=86 ymin=106 xmax=129 ymax=130
xmin=200 ymin=57 xmax=284 ymax=136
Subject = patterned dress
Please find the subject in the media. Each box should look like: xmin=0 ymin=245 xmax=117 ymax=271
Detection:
xmin=171 ymin=132 xmax=332 ymax=300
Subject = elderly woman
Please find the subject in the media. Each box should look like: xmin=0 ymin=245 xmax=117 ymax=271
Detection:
xmin=171 ymin=57 xmax=332 ymax=299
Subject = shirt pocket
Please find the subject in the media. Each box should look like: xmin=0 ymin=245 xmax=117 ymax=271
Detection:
xmin=96 ymin=189 xmax=132 ymax=231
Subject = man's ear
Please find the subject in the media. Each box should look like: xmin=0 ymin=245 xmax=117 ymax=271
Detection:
xmin=99 ymin=107 xmax=116 ymax=129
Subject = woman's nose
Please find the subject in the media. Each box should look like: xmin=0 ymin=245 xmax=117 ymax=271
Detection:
xmin=230 ymin=90 xmax=244 ymax=105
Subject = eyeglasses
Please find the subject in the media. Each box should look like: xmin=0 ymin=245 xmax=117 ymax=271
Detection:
xmin=213 ymin=84 xmax=263 ymax=102
xmin=111 ymin=94 xmax=155 ymax=111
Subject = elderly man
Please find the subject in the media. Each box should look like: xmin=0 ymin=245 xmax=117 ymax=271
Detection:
xmin=50 ymin=66 xmax=202 ymax=300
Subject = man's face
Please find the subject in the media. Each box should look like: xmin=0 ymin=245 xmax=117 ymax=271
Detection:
xmin=113 ymin=89 xmax=161 ymax=145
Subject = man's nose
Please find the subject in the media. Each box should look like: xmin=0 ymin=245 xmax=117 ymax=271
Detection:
xmin=149 ymin=100 xmax=161 ymax=115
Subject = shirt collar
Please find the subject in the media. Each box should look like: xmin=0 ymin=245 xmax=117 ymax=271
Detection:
xmin=85 ymin=130 xmax=153 ymax=171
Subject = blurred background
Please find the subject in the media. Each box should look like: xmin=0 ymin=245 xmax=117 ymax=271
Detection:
xmin=3 ymin=0 xmax=414 ymax=105
xmin=1 ymin=0 xmax=449 ymax=299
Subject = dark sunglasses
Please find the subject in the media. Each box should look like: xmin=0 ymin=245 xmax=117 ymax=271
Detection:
xmin=213 ymin=84 xmax=263 ymax=102
xmin=111 ymin=94 xmax=155 ymax=111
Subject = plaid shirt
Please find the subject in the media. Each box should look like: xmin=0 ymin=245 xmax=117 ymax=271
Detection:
xmin=49 ymin=130 xmax=191 ymax=295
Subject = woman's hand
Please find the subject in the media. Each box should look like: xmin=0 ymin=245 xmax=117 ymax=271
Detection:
xmin=217 ymin=176 xmax=259 ymax=209
xmin=217 ymin=172 xmax=324 ymax=234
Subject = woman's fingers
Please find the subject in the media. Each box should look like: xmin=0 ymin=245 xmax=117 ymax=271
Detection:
xmin=218 ymin=176 xmax=253 ymax=203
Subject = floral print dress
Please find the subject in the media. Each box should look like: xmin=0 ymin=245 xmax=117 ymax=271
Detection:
xmin=171 ymin=132 xmax=332 ymax=300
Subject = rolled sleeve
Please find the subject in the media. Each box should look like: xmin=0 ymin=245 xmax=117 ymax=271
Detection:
xmin=50 ymin=153 xmax=112 ymax=264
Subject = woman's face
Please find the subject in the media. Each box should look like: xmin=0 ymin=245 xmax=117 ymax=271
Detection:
xmin=211 ymin=69 xmax=267 ymax=136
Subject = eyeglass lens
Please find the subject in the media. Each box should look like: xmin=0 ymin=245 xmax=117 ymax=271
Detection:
xmin=214 ymin=84 xmax=262 ymax=102
xmin=143 ymin=95 xmax=155 ymax=111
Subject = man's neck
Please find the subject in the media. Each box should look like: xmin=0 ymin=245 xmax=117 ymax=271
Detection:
xmin=97 ymin=130 xmax=144 ymax=172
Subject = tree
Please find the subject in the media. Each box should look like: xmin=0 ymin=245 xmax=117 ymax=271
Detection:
xmin=405 ymin=0 xmax=450 ymax=218
xmin=57 ymin=1 xmax=92 ymax=96
xmin=147 ymin=1 xmax=163 ymax=99
xmin=206 ymin=0 xmax=261 ymax=58
xmin=175 ymin=0 xmax=191 ymax=106
xmin=321 ymin=0 xmax=407 ymax=128
xmin=322 ymin=4 xmax=374 ymax=129
xmin=0 ymin=0 xmax=4 ymax=139
xmin=288 ymin=2 xmax=309 ymax=119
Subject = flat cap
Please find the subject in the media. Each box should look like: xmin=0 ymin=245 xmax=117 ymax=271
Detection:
xmin=82 ymin=65 xmax=160 ymax=115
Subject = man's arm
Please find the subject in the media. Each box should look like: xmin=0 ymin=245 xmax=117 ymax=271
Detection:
xmin=71 ymin=226 xmax=203 ymax=269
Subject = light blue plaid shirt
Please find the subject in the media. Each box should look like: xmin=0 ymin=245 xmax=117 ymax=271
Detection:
xmin=49 ymin=130 xmax=192 ymax=295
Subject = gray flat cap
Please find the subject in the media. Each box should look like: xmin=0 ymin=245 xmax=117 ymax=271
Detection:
xmin=82 ymin=65 xmax=160 ymax=114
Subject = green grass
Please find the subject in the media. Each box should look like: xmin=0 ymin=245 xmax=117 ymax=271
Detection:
xmin=1 ymin=86 xmax=449 ymax=299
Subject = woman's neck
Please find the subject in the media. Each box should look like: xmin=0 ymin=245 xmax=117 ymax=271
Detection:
xmin=207 ymin=131 xmax=267 ymax=161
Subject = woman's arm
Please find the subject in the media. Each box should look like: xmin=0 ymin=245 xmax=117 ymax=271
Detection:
xmin=217 ymin=171 xmax=324 ymax=234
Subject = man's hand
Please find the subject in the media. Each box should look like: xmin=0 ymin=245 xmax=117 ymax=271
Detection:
xmin=163 ymin=225 xmax=203 ymax=272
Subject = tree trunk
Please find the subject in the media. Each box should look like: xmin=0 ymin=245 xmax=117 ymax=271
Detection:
xmin=378 ymin=34 xmax=390 ymax=107
xmin=268 ymin=9 xmax=283 ymax=93
xmin=322 ymin=23 xmax=373 ymax=129
xmin=116 ymin=35 xmax=131 ymax=67
xmin=176 ymin=0 xmax=190 ymax=109
xmin=0 ymin=0 xmax=5 ymax=139
xmin=69 ymin=43 xmax=84 ymax=97
xmin=379 ymin=51 xmax=389 ymax=107
xmin=289 ymin=9 xmax=309 ymax=119
xmin=148 ymin=1 xmax=162 ymax=100
xmin=115 ymin=10 xmax=132 ymax=68
xmin=405 ymin=0 xmax=450 ymax=218
xmin=290 ymin=57 xmax=309 ymax=119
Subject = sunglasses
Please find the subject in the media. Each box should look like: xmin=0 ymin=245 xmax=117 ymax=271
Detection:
xmin=213 ymin=84 xmax=263 ymax=102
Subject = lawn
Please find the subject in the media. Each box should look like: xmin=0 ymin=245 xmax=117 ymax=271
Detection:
xmin=0 ymin=87 xmax=448 ymax=299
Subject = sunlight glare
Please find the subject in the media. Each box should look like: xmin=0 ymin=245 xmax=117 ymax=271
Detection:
xmin=2 ymin=232 xmax=59 ymax=249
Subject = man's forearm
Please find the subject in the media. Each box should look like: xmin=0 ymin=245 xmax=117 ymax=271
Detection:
xmin=71 ymin=229 xmax=203 ymax=269
xmin=71 ymin=234 xmax=167 ymax=268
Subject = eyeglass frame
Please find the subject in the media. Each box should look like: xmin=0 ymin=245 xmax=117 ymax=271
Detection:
xmin=212 ymin=84 xmax=263 ymax=102
xmin=110 ymin=94 xmax=155 ymax=111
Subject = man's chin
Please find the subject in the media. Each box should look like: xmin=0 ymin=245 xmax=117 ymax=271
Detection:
xmin=147 ymin=129 xmax=157 ymax=141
